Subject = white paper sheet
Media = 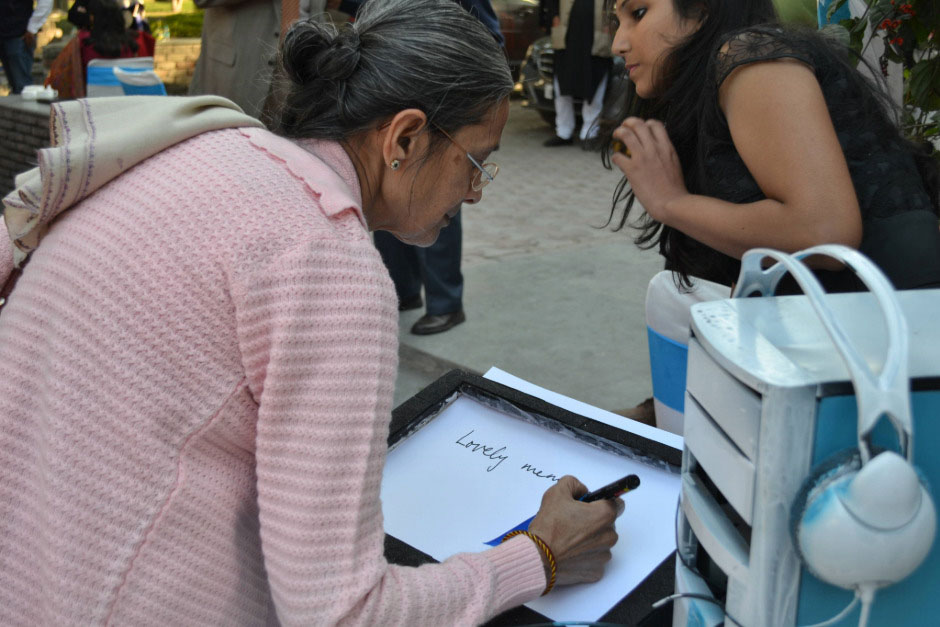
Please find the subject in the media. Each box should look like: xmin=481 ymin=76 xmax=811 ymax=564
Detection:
xmin=380 ymin=394 xmax=681 ymax=622
xmin=483 ymin=366 xmax=684 ymax=450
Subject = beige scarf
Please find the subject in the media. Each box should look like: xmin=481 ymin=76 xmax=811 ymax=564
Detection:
xmin=3 ymin=95 xmax=264 ymax=268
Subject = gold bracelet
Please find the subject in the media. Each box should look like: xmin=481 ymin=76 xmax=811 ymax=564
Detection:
xmin=501 ymin=530 xmax=557 ymax=596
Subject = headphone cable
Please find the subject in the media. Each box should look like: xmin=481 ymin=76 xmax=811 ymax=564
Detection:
xmin=650 ymin=592 xmax=743 ymax=626
xmin=857 ymin=585 xmax=875 ymax=627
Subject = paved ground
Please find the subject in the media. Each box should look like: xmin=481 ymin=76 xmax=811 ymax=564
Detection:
xmin=392 ymin=98 xmax=665 ymax=412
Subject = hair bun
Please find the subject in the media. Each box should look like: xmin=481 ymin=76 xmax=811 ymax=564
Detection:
xmin=282 ymin=21 xmax=361 ymax=85
xmin=318 ymin=26 xmax=361 ymax=81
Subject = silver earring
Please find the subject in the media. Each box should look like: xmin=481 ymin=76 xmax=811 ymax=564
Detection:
xmin=389 ymin=159 xmax=401 ymax=170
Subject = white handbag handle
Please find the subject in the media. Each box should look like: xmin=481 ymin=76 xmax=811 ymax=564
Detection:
xmin=731 ymin=244 xmax=912 ymax=463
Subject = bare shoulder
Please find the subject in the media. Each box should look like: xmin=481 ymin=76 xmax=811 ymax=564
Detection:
xmin=714 ymin=27 xmax=817 ymax=111
xmin=719 ymin=58 xmax=819 ymax=119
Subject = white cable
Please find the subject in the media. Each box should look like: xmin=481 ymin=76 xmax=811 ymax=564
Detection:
xmin=655 ymin=590 xmax=864 ymax=627
xmin=857 ymin=585 xmax=876 ymax=627
xmin=650 ymin=593 xmax=743 ymax=626
xmin=797 ymin=591 xmax=860 ymax=627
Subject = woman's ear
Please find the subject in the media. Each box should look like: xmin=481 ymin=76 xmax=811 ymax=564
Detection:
xmin=382 ymin=109 xmax=430 ymax=169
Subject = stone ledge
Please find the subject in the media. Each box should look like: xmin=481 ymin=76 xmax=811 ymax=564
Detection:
xmin=0 ymin=96 xmax=52 ymax=197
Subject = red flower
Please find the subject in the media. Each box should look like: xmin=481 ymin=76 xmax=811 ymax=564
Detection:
xmin=879 ymin=18 xmax=892 ymax=30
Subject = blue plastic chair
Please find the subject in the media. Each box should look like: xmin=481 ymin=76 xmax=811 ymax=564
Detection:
xmin=86 ymin=57 xmax=165 ymax=97
xmin=113 ymin=67 xmax=167 ymax=96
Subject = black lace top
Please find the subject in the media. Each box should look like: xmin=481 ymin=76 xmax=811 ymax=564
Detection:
xmin=679 ymin=26 xmax=940 ymax=291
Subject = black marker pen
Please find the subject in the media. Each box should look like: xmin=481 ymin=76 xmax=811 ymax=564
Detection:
xmin=580 ymin=474 xmax=641 ymax=503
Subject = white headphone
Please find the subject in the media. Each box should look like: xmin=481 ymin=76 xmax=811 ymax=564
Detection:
xmin=734 ymin=246 xmax=936 ymax=608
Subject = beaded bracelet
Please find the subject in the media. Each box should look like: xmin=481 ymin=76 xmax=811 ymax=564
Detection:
xmin=502 ymin=530 xmax=557 ymax=596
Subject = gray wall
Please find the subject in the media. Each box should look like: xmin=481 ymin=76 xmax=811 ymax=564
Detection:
xmin=0 ymin=97 xmax=50 ymax=200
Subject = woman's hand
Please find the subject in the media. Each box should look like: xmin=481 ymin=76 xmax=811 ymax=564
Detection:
xmin=527 ymin=475 xmax=623 ymax=586
xmin=611 ymin=117 xmax=689 ymax=224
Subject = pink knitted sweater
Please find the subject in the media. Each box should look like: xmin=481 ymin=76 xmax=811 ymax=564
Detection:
xmin=0 ymin=127 xmax=545 ymax=625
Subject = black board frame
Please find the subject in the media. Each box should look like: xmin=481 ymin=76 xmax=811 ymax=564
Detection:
xmin=382 ymin=369 xmax=679 ymax=626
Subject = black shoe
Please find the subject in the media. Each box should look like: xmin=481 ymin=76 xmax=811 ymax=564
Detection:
xmin=398 ymin=294 xmax=423 ymax=312
xmin=411 ymin=310 xmax=466 ymax=335
xmin=543 ymin=135 xmax=573 ymax=147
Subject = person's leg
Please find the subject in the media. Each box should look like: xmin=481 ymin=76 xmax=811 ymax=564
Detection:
xmin=0 ymin=40 xmax=10 ymax=91
xmin=416 ymin=211 xmax=463 ymax=315
xmin=578 ymin=72 xmax=608 ymax=141
xmin=373 ymin=230 xmax=423 ymax=310
xmin=1 ymin=36 xmax=35 ymax=94
xmin=546 ymin=75 xmax=576 ymax=145
xmin=411 ymin=211 xmax=465 ymax=334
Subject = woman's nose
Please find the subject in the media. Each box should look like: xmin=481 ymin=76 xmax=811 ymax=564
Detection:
xmin=612 ymin=26 xmax=630 ymax=56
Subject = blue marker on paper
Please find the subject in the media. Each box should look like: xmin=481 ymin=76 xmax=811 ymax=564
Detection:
xmin=483 ymin=474 xmax=640 ymax=546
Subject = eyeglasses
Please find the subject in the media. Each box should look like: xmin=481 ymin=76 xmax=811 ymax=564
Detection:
xmin=432 ymin=124 xmax=499 ymax=192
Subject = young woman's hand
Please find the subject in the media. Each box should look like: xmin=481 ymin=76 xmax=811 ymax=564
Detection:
xmin=611 ymin=117 xmax=688 ymax=224
xmin=527 ymin=475 xmax=623 ymax=586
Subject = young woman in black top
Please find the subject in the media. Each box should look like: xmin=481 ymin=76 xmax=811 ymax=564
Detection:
xmin=605 ymin=0 xmax=939 ymax=292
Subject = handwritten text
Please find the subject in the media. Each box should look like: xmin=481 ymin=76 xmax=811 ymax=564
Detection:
xmin=520 ymin=463 xmax=560 ymax=482
xmin=455 ymin=430 xmax=509 ymax=472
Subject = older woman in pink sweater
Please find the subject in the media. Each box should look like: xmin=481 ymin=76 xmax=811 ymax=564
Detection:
xmin=0 ymin=1 xmax=621 ymax=624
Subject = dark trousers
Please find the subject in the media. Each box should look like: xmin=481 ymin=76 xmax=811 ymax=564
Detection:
xmin=373 ymin=211 xmax=464 ymax=315
xmin=1 ymin=36 xmax=35 ymax=94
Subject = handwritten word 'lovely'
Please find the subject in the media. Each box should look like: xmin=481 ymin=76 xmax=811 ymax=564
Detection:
xmin=455 ymin=430 xmax=509 ymax=472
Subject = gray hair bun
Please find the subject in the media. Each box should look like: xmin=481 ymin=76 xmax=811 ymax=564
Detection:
xmin=282 ymin=20 xmax=362 ymax=84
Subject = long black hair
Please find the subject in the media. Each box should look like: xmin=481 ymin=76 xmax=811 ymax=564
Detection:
xmin=87 ymin=0 xmax=139 ymax=58
xmin=598 ymin=0 xmax=938 ymax=287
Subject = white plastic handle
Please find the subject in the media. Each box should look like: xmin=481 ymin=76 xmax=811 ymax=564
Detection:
xmin=731 ymin=245 xmax=912 ymax=463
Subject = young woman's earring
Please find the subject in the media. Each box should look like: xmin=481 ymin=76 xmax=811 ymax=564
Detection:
xmin=389 ymin=159 xmax=401 ymax=170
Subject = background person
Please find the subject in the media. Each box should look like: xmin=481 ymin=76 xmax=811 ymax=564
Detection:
xmin=188 ymin=0 xmax=280 ymax=118
xmin=69 ymin=0 xmax=151 ymax=33
xmin=78 ymin=0 xmax=155 ymax=75
xmin=0 ymin=1 xmax=621 ymax=623
xmin=602 ymin=0 xmax=940 ymax=432
xmin=0 ymin=0 xmax=52 ymax=94
xmin=541 ymin=0 xmax=612 ymax=146
xmin=299 ymin=0 xmax=328 ymax=20
xmin=46 ymin=0 xmax=153 ymax=98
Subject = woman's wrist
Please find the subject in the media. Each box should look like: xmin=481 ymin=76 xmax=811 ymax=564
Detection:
xmin=501 ymin=530 xmax=557 ymax=595
xmin=648 ymin=190 xmax=687 ymax=226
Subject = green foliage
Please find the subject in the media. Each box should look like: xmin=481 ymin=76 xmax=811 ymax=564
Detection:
xmin=150 ymin=11 xmax=204 ymax=39
xmin=827 ymin=0 xmax=940 ymax=145
xmin=54 ymin=3 xmax=204 ymax=40
xmin=54 ymin=17 xmax=74 ymax=37
xmin=774 ymin=0 xmax=818 ymax=27
xmin=147 ymin=0 xmax=200 ymax=14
